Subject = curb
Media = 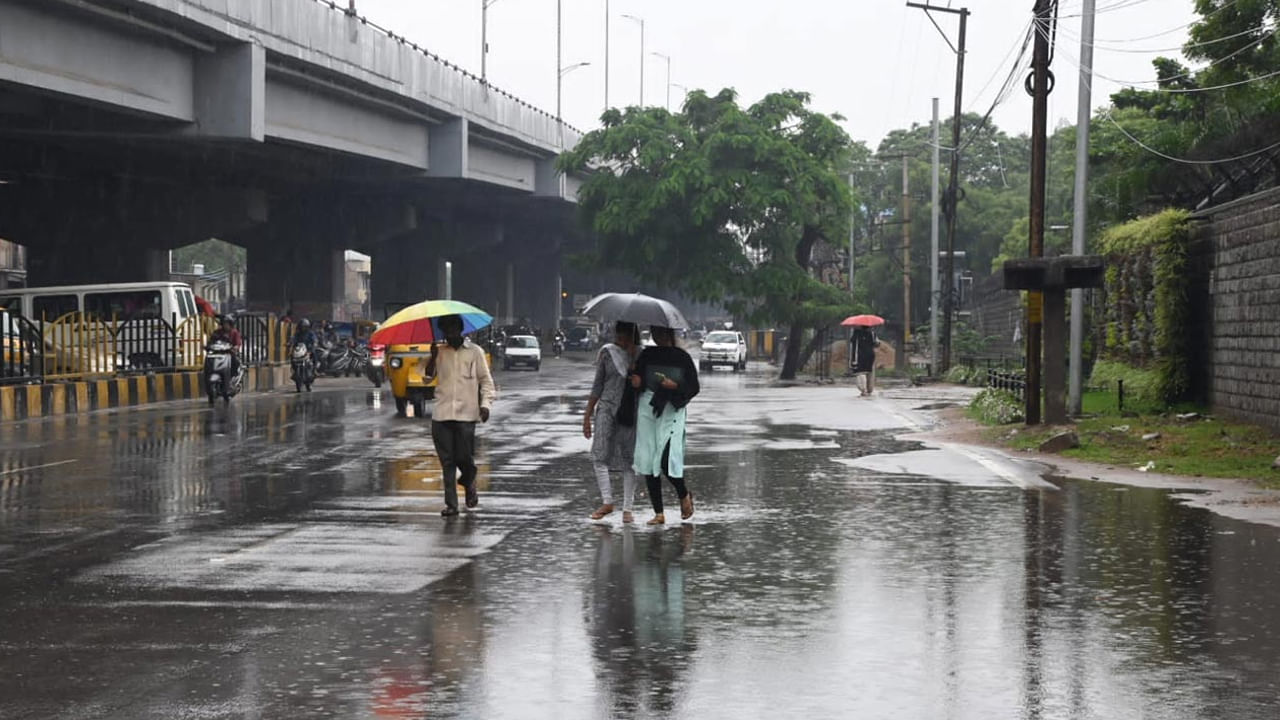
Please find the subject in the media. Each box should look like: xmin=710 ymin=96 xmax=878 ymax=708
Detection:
xmin=0 ymin=365 xmax=290 ymax=422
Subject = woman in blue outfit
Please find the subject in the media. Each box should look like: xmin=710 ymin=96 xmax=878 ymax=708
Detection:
xmin=630 ymin=326 xmax=700 ymax=525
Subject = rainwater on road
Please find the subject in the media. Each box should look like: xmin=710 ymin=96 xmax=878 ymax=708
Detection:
xmin=1 ymin=358 xmax=1278 ymax=719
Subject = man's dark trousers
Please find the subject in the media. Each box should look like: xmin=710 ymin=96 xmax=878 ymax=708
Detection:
xmin=432 ymin=420 xmax=478 ymax=509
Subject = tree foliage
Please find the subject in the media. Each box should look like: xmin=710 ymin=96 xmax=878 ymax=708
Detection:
xmin=559 ymin=89 xmax=856 ymax=378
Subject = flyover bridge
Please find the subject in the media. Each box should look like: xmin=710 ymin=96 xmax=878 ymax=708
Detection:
xmin=0 ymin=0 xmax=601 ymax=326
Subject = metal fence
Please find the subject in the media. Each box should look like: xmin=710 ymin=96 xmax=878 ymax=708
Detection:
xmin=0 ymin=312 xmax=292 ymax=386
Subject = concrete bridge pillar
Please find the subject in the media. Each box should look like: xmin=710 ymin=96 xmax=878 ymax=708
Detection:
xmin=236 ymin=195 xmax=415 ymax=320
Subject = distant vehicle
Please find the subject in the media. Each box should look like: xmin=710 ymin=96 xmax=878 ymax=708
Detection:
xmin=565 ymin=326 xmax=597 ymax=352
xmin=503 ymin=335 xmax=542 ymax=371
xmin=700 ymin=331 xmax=748 ymax=372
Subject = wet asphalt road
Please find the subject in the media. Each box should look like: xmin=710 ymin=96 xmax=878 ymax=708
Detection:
xmin=2 ymin=357 xmax=1280 ymax=719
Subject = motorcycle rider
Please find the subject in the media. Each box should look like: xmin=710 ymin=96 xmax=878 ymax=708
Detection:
xmin=292 ymin=318 xmax=318 ymax=357
xmin=208 ymin=314 xmax=243 ymax=380
xmin=553 ymin=327 xmax=566 ymax=356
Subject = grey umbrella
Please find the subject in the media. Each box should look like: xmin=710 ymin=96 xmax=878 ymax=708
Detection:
xmin=580 ymin=292 xmax=691 ymax=330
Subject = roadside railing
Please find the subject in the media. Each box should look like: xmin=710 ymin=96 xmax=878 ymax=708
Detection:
xmin=0 ymin=311 xmax=292 ymax=386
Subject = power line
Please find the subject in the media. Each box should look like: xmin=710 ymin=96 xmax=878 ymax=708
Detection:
xmin=1104 ymin=109 xmax=1280 ymax=165
xmin=1056 ymin=19 xmax=1273 ymax=54
xmin=1045 ymin=21 xmax=1280 ymax=91
xmin=1091 ymin=0 xmax=1238 ymax=44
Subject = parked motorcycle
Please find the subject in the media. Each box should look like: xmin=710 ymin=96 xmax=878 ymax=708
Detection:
xmin=291 ymin=344 xmax=316 ymax=393
xmin=366 ymin=344 xmax=386 ymax=388
xmin=316 ymin=340 xmax=362 ymax=377
xmin=204 ymin=340 xmax=245 ymax=405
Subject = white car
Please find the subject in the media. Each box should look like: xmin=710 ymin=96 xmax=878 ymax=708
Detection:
xmin=700 ymin=331 xmax=748 ymax=372
xmin=503 ymin=335 xmax=541 ymax=371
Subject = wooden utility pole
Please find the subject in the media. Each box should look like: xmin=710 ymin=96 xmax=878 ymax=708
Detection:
xmin=907 ymin=2 xmax=968 ymax=373
xmin=1025 ymin=0 xmax=1056 ymax=424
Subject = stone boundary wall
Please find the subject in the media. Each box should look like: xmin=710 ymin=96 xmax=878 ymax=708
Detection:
xmin=1194 ymin=186 xmax=1280 ymax=429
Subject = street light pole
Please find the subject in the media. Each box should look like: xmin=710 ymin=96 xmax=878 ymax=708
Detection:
xmin=671 ymin=82 xmax=688 ymax=109
xmin=650 ymin=52 xmax=671 ymax=109
xmin=622 ymin=14 xmax=644 ymax=105
xmin=604 ymin=0 xmax=609 ymax=111
xmin=481 ymin=0 xmax=500 ymax=85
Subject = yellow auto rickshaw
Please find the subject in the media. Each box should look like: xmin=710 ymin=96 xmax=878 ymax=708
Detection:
xmin=387 ymin=342 xmax=436 ymax=417
xmin=387 ymin=332 xmax=493 ymax=418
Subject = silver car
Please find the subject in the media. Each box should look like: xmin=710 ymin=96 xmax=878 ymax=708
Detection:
xmin=699 ymin=331 xmax=747 ymax=372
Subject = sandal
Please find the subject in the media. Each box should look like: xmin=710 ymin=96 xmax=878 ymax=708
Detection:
xmin=622 ymin=511 xmax=634 ymax=524
xmin=647 ymin=513 xmax=665 ymax=526
xmin=590 ymin=504 xmax=615 ymax=520
xmin=680 ymin=492 xmax=695 ymax=520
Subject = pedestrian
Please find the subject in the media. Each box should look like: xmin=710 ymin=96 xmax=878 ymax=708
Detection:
xmin=631 ymin=325 xmax=700 ymax=525
xmin=583 ymin=321 xmax=642 ymax=523
xmin=425 ymin=314 xmax=497 ymax=517
xmin=850 ymin=326 xmax=878 ymax=397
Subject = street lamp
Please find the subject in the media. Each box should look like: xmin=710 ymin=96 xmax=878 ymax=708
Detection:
xmin=650 ymin=52 xmax=671 ymax=110
xmin=481 ymin=0 xmax=501 ymax=85
xmin=670 ymin=81 xmax=688 ymax=108
xmin=621 ymin=13 xmax=644 ymax=106
xmin=557 ymin=61 xmax=591 ymax=147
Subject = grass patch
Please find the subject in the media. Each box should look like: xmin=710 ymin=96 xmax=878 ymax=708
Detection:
xmin=989 ymin=409 xmax=1280 ymax=485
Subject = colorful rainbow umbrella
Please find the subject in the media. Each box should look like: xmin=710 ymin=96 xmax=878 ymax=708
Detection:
xmin=369 ymin=300 xmax=493 ymax=346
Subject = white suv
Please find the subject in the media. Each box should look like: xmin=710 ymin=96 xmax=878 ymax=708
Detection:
xmin=699 ymin=331 xmax=748 ymax=372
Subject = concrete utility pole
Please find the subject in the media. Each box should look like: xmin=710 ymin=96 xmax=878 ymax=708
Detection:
xmin=622 ymin=14 xmax=645 ymax=105
xmin=907 ymin=2 xmax=968 ymax=373
xmin=901 ymin=153 xmax=911 ymax=370
xmin=1025 ymin=0 xmax=1056 ymax=425
xmin=848 ymin=173 xmax=857 ymax=297
xmin=1069 ymin=0 xmax=1095 ymax=415
xmin=930 ymin=97 xmax=941 ymax=375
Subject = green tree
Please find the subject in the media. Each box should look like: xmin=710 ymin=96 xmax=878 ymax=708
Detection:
xmin=559 ymin=89 xmax=856 ymax=379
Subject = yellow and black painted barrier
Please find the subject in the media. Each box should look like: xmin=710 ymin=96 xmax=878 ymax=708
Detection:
xmin=0 ymin=365 xmax=289 ymax=422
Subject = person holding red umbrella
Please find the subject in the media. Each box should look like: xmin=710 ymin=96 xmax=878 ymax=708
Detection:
xmin=842 ymin=315 xmax=884 ymax=397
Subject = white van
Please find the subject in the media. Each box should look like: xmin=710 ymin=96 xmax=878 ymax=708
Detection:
xmin=0 ymin=282 xmax=200 ymax=324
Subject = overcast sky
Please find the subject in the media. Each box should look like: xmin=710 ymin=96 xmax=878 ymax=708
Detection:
xmin=355 ymin=0 xmax=1200 ymax=147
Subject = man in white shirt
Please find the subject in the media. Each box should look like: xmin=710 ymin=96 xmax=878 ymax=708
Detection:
xmin=425 ymin=314 xmax=497 ymax=517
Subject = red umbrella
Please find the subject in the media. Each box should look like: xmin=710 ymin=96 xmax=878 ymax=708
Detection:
xmin=194 ymin=296 xmax=217 ymax=317
xmin=841 ymin=314 xmax=885 ymax=327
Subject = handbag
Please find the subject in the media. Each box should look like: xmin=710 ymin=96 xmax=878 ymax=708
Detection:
xmin=615 ymin=381 xmax=637 ymax=427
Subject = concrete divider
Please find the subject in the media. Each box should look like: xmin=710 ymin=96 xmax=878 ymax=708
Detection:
xmin=0 ymin=364 xmax=291 ymax=422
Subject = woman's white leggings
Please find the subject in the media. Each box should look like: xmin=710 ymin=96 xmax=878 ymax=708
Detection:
xmin=594 ymin=462 xmax=637 ymax=511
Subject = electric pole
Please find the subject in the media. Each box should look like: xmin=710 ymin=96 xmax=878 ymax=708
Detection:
xmin=1025 ymin=0 xmax=1056 ymax=425
xmin=1069 ymin=0 xmax=1095 ymax=415
xmin=907 ymin=3 xmax=968 ymax=373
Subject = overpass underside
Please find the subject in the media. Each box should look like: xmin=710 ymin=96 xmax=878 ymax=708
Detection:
xmin=0 ymin=0 xmax=591 ymax=329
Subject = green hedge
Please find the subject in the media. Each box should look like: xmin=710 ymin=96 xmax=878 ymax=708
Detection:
xmin=1097 ymin=209 xmax=1192 ymax=404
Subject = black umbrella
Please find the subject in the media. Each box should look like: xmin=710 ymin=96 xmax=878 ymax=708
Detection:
xmin=580 ymin=292 xmax=691 ymax=330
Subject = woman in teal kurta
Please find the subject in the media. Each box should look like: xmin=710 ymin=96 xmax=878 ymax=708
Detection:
xmin=630 ymin=326 xmax=700 ymax=525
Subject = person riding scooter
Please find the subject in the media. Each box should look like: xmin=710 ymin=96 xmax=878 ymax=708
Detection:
xmin=209 ymin=314 xmax=243 ymax=379
xmin=292 ymin=318 xmax=318 ymax=356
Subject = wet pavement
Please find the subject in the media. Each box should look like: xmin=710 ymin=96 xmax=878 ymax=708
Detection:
xmin=2 ymin=358 xmax=1280 ymax=718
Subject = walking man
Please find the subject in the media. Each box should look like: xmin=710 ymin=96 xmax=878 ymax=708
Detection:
xmin=425 ymin=314 xmax=497 ymax=517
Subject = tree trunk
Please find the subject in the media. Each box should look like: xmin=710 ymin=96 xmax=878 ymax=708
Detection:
xmin=779 ymin=225 xmax=823 ymax=380
xmin=780 ymin=321 xmax=805 ymax=380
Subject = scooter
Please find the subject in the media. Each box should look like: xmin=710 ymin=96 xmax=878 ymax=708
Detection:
xmin=552 ymin=335 xmax=565 ymax=358
xmin=291 ymin=344 xmax=316 ymax=393
xmin=366 ymin=344 xmax=386 ymax=388
xmin=204 ymin=340 xmax=245 ymax=405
